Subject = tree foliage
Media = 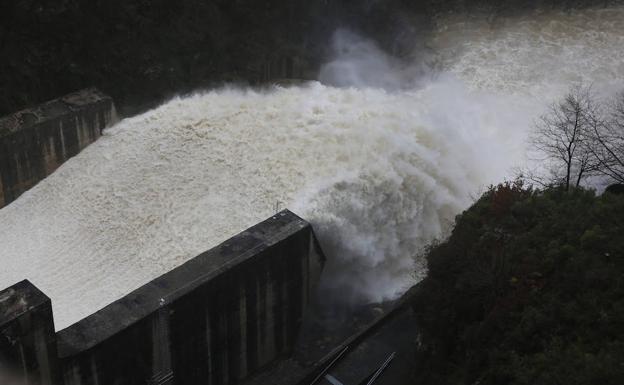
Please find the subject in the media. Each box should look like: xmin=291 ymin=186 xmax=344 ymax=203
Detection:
xmin=0 ymin=0 xmax=340 ymax=116
xmin=411 ymin=183 xmax=624 ymax=385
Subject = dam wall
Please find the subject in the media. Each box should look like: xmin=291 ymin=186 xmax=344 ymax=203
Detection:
xmin=0 ymin=281 xmax=60 ymax=385
xmin=0 ymin=210 xmax=325 ymax=385
xmin=0 ymin=88 xmax=116 ymax=208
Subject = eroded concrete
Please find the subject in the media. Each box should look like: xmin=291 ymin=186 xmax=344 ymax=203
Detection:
xmin=0 ymin=88 xmax=116 ymax=208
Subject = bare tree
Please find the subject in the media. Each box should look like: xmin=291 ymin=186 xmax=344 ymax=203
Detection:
xmin=530 ymin=85 xmax=601 ymax=190
xmin=586 ymin=91 xmax=624 ymax=184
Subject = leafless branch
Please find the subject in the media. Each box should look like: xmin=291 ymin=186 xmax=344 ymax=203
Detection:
xmin=529 ymin=84 xmax=601 ymax=190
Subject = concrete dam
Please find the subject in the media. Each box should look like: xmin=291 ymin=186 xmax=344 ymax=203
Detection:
xmin=0 ymin=89 xmax=416 ymax=385
xmin=0 ymin=89 xmax=117 ymax=208
xmin=0 ymin=210 xmax=325 ymax=385
xmin=3 ymin=3 xmax=624 ymax=385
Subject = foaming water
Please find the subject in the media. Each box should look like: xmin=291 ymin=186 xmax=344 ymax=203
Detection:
xmin=1 ymin=6 xmax=624 ymax=329
xmin=431 ymin=6 xmax=624 ymax=97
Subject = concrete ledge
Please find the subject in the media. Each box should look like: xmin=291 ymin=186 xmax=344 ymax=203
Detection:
xmin=0 ymin=88 xmax=116 ymax=208
xmin=0 ymin=210 xmax=327 ymax=385
xmin=57 ymin=210 xmax=313 ymax=355
xmin=0 ymin=89 xmax=112 ymax=139
xmin=55 ymin=209 xmax=325 ymax=385
xmin=0 ymin=280 xmax=50 ymax=326
xmin=0 ymin=280 xmax=60 ymax=385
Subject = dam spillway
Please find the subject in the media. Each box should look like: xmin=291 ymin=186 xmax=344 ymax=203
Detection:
xmin=1 ymin=1 xmax=624 ymax=345
xmin=0 ymin=210 xmax=325 ymax=385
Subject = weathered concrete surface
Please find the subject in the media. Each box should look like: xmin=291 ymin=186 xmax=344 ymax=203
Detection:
xmin=52 ymin=210 xmax=324 ymax=385
xmin=0 ymin=210 xmax=325 ymax=385
xmin=0 ymin=207 xmax=418 ymax=385
xmin=0 ymin=280 xmax=60 ymax=385
xmin=0 ymin=88 xmax=116 ymax=208
xmin=242 ymin=286 xmax=419 ymax=385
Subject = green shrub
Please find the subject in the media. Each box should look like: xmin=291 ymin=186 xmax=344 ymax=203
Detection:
xmin=412 ymin=183 xmax=624 ymax=384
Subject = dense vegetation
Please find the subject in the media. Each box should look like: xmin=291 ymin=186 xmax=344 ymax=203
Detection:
xmin=0 ymin=0 xmax=431 ymax=116
xmin=3 ymin=0 xmax=619 ymax=117
xmin=0 ymin=0 xmax=345 ymax=116
xmin=412 ymin=183 xmax=624 ymax=384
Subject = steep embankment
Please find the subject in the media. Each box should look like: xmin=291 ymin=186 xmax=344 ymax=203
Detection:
xmin=412 ymin=184 xmax=624 ymax=384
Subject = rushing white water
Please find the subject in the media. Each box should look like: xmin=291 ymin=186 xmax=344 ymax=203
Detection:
xmin=1 ymin=6 xmax=624 ymax=330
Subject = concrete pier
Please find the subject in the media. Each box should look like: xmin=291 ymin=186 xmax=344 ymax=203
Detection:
xmin=0 ymin=210 xmax=325 ymax=385
xmin=0 ymin=88 xmax=116 ymax=208
xmin=0 ymin=280 xmax=60 ymax=385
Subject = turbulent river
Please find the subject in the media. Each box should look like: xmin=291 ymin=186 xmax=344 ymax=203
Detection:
xmin=2 ymin=6 xmax=624 ymax=330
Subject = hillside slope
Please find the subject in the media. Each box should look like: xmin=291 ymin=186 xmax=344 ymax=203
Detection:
xmin=412 ymin=183 xmax=624 ymax=384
